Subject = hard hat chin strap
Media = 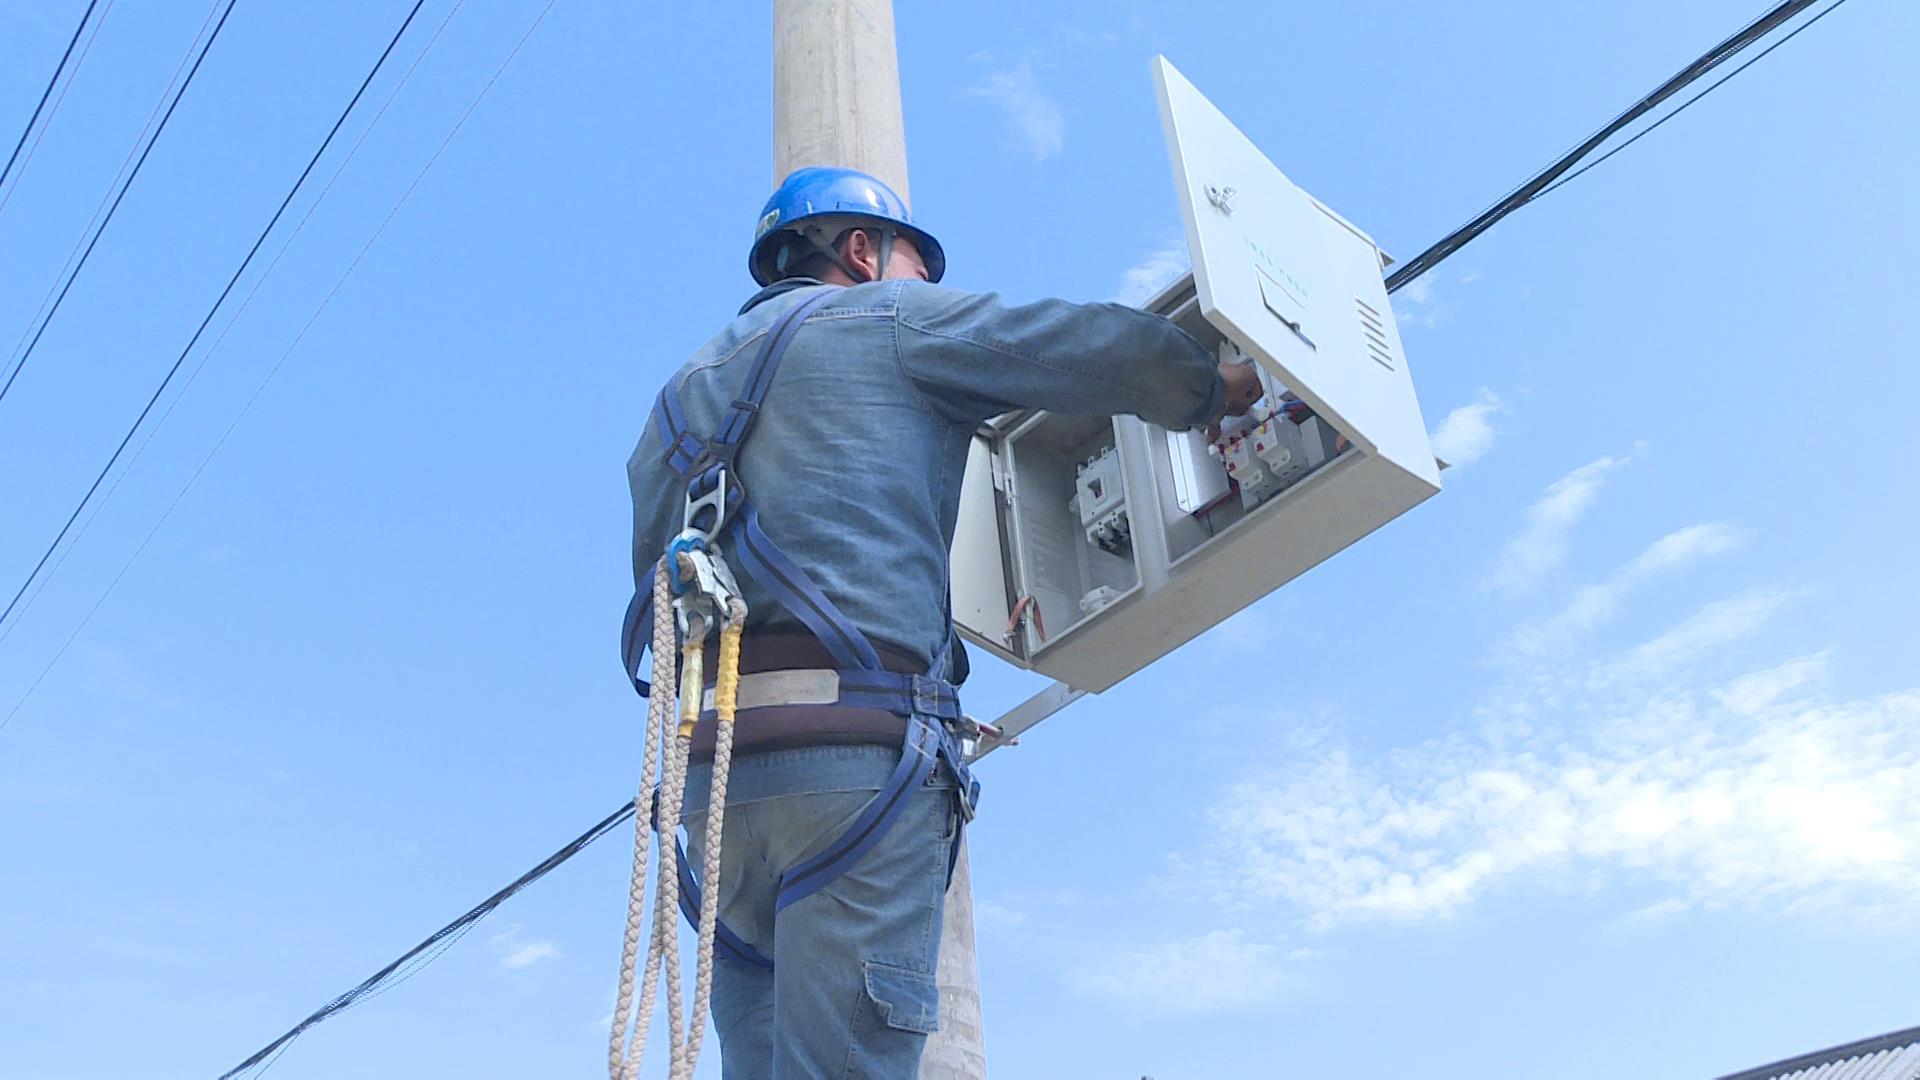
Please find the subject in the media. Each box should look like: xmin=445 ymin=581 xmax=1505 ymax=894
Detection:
xmin=799 ymin=225 xmax=895 ymax=284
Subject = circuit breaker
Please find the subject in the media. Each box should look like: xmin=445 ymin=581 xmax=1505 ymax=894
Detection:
xmin=947 ymin=57 xmax=1443 ymax=693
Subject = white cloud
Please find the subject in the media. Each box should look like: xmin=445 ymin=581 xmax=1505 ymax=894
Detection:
xmin=974 ymin=900 xmax=1029 ymax=931
xmin=1066 ymin=928 xmax=1284 ymax=1016
xmin=1507 ymin=522 xmax=1744 ymax=656
xmin=1600 ymin=586 xmax=1800 ymax=680
xmin=962 ymin=58 xmax=1064 ymax=161
xmin=489 ymin=927 xmax=559 ymax=971
xmin=1186 ymin=589 xmax=1920 ymax=931
xmin=1482 ymin=455 xmax=1629 ymax=593
xmin=1113 ymin=240 xmax=1188 ymax=307
xmin=1715 ymin=649 xmax=1830 ymax=715
xmin=1395 ymin=275 xmax=1439 ymax=327
xmin=1429 ymin=389 xmax=1505 ymax=468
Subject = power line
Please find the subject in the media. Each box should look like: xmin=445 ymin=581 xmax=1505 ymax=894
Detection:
xmin=217 ymin=800 xmax=638 ymax=1080
xmin=1385 ymin=0 xmax=1836 ymax=295
xmin=0 ymin=0 xmax=115 ymax=220
xmin=0 ymin=2 xmax=225 ymax=387
xmin=0 ymin=0 xmax=564 ymax=734
xmin=0 ymin=0 xmax=466 ymax=665
xmin=1531 ymin=0 xmax=1853 ymax=202
xmin=0 ymin=0 xmax=241 ymax=406
xmin=0 ymin=0 xmax=103 ymax=197
xmin=0 ymin=0 xmax=430 ymax=634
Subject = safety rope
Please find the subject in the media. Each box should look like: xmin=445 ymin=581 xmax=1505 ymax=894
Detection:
xmin=680 ymin=596 xmax=743 ymax=1078
xmin=608 ymin=551 xmax=744 ymax=1080
xmin=608 ymin=560 xmax=675 ymax=1078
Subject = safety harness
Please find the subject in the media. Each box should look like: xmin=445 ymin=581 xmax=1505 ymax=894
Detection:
xmin=619 ymin=286 xmax=982 ymax=971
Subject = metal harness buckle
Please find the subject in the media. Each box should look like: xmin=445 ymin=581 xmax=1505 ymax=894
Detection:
xmin=681 ymin=467 xmax=735 ymax=546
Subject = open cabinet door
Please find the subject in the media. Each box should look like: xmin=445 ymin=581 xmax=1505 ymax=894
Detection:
xmin=950 ymin=433 xmax=1022 ymax=668
xmin=1155 ymin=57 xmax=1440 ymax=488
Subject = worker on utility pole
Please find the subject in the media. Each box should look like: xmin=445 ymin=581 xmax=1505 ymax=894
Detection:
xmin=625 ymin=166 xmax=1260 ymax=1077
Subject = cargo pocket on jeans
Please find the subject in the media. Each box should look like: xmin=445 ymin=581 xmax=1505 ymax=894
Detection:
xmin=862 ymin=961 xmax=940 ymax=1034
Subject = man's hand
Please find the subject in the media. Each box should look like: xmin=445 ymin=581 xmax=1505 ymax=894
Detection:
xmin=1219 ymin=361 xmax=1262 ymax=417
xmin=1205 ymin=361 xmax=1263 ymax=439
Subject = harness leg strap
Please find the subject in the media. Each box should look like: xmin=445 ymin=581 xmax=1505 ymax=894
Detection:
xmin=652 ymin=788 xmax=775 ymax=970
xmin=774 ymin=716 xmax=942 ymax=913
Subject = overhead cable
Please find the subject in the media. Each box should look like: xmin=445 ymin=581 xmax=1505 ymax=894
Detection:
xmin=0 ymin=0 xmax=115 ymax=218
xmin=1530 ymin=0 xmax=1854 ymax=202
xmin=0 ymin=0 xmax=467 ymax=666
xmin=1 ymin=1 xmax=224 ymax=383
xmin=216 ymin=800 xmax=638 ymax=1080
xmin=0 ymin=0 xmax=240 ymax=406
xmin=0 ymin=0 xmax=105 ymax=198
xmin=1 ymin=0 xmax=558 ymax=734
xmin=0 ymin=0 xmax=429 ymax=634
xmin=1385 ymin=0 xmax=1833 ymax=294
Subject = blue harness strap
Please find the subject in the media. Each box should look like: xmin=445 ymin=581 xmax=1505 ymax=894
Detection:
xmin=731 ymin=501 xmax=884 ymax=671
xmin=775 ymin=715 xmax=940 ymax=912
xmin=619 ymin=557 xmax=663 ymax=697
xmin=622 ymin=286 xmax=980 ymax=970
xmin=649 ymin=790 xmax=776 ymax=970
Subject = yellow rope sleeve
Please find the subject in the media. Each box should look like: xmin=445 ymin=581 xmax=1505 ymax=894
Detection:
xmin=677 ymin=640 xmax=705 ymax=740
xmin=714 ymin=622 xmax=744 ymax=726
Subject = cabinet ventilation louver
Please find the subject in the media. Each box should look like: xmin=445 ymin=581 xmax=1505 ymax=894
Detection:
xmin=1355 ymin=297 xmax=1394 ymax=371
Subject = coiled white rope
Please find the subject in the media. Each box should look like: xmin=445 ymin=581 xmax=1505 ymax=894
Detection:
xmin=609 ymin=553 xmax=744 ymax=1080
xmin=679 ymin=593 xmax=743 ymax=1078
xmin=608 ymin=560 xmax=676 ymax=1079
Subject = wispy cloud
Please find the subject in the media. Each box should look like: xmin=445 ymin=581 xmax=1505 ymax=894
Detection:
xmin=1429 ymin=389 xmax=1505 ymax=468
xmin=974 ymin=900 xmax=1030 ymax=931
xmin=1067 ymin=928 xmax=1284 ymax=1016
xmin=489 ymin=927 xmax=559 ymax=971
xmin=1715 ymin=649 xmax=1831 ymax=715
xmin=1184 ymin=580 xmax=1920 ymax=931
xmin=1507 ymin=522 xmax=1745 ymax=656
xmin=1112 ymin=239 xmax=1188 ymax=307
xmin=961 ymin=56 xmax=1064 ymax=162
xmin=1599 ymin=585 xmax=1801 ymax=681
xmin=1482 ymin=455 xmax=1629 ymax=593
xmin=1396 ymin=269 xmax=1480 ymax=328
xmin=1395 ymin=275 xmax=1438 ymax=327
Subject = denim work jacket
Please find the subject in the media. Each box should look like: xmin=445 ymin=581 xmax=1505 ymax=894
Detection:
xmin=627 ymin=277 xmax=1225 ymax=674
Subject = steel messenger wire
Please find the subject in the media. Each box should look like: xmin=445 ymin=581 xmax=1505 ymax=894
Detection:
xmin=203 ymin=0 xmax=1855 ymax=1073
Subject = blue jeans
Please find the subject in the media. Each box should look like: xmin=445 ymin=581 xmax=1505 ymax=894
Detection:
xmin=682 ymin=744 xmax=958 ymax=1079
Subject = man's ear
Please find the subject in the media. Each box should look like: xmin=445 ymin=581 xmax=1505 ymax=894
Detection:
xmin=840 ymin=228 xmax=877 ymax=281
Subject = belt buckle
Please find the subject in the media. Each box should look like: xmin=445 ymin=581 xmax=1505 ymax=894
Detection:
xmin=909 ymin=674 xmax=945 ymax=717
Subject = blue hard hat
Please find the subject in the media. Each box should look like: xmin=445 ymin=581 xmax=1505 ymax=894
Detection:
xmin=750 ymin=166 xmax=946 ymax=286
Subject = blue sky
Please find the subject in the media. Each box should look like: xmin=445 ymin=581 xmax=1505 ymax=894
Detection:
xmin=2 ymin=1 xmax=1916 ymax=1077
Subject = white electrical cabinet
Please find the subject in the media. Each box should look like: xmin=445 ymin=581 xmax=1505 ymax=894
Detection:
xmin=948 ymin=57 xmax=1443 ymax=694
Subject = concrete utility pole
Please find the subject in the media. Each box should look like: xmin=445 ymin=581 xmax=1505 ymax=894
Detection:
xmin=771 ymin=2 xmax=985 ymax=1077
xmin=772 ymin=0 xmax=910 ymax=202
